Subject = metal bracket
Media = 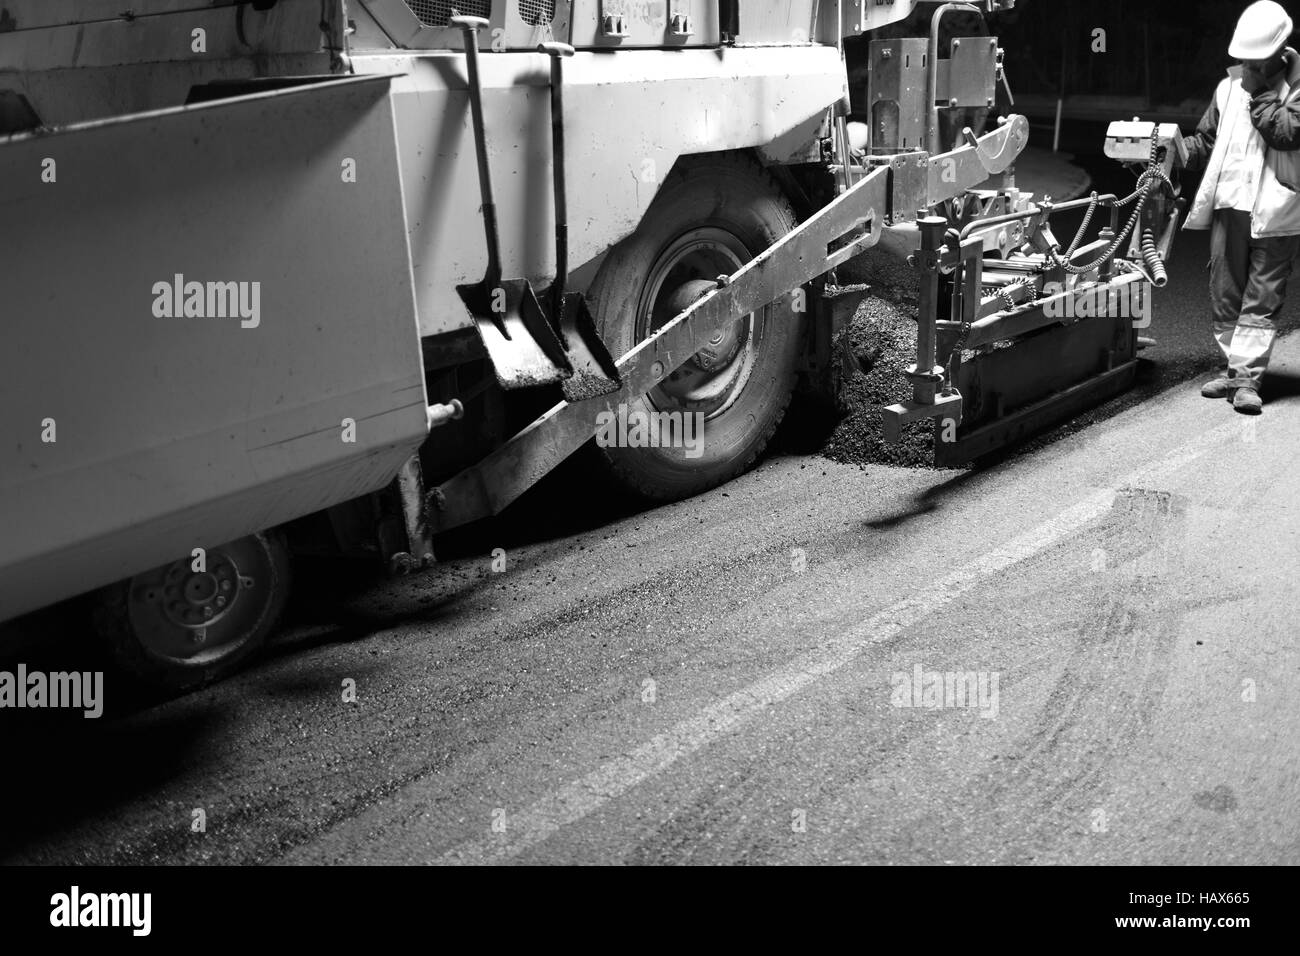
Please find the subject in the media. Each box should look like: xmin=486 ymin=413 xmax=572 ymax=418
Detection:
xmin=882 ymin=389 xmax=963 ymax=443
xmin=600 ymin=2 xmax=629 ymax=38
xmin=889 ymin=152 xmax=930 ymax=225
xmin=668 ymin=1 xmax=694 ymax=37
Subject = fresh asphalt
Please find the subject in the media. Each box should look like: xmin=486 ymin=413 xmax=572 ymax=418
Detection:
xmin=2 ymin=152 xmax=1297 ymax=865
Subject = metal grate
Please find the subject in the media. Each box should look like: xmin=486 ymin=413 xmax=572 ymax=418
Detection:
xmin=518 ymin=0 xmax=554 ymax=25
xmin=403 ymin=0 xmax=492 ymax=28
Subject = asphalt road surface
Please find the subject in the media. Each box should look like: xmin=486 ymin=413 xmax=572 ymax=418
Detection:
xmin=3 ymin=154 xmax=1298 ymax=866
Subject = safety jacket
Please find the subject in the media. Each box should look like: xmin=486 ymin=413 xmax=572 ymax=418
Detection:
xmin=1185 ymin=51 xmax=1300 ymax=238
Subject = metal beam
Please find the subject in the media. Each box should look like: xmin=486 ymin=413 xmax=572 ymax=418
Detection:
xmin=963 ymin=272 xmax=1145 ymax=350
xmin=427 ymin=162 xmax=893 ymax=532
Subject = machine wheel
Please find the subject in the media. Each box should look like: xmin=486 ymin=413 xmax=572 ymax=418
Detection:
xmin=92 ymin=530 xmax=291 ymax=691
xmin=585 ymin=153 xmax=802 ymax=501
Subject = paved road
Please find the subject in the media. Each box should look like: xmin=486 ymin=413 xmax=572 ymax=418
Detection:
xmin=3 ymin=156 xmax=1298 ymax=866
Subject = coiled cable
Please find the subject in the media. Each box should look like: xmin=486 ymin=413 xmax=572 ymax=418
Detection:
xmin=1140 ymin=228 xmax=1168 ymax=287
xmin=1043 ymin=128 xmax=1171 ymax=276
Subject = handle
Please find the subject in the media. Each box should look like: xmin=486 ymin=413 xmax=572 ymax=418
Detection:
xmin=539 ymin=42 xmax=574 ymax=315
xmin=450 ymin=15 xmax=490 ymax=31
xmin=456 ymin=16 xmax=501 ymax=285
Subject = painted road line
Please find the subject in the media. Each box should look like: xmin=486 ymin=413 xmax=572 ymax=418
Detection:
xmin=429 ymin=421 xmax=1238 ymax=864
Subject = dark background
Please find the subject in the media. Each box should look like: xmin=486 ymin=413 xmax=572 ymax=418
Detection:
xmin=872 ymin=0 xmax=1300 ymax=126
xmin=993 ymin=0 xmax=1300 ymax=115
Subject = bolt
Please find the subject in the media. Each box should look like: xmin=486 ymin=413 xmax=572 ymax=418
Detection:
xmin=202 ymin=606 xmax=214 ymax=618
xmin=216 ymin=596 xmax=227 ymax=607
xmin=949 ymin=98 xmax=959 ymax=107
xmin=192 ymin=628 xmax=207 ymax=645
xmin=953 ymin=39 xmax=961 ymax=49
xmin=881 ymin=48 xmax=893 ymax=59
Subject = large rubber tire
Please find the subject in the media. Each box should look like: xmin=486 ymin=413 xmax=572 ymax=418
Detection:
xmin=586 ymin=153 xmax=801 ymax=501
xmin=91 ymin=530 xmax=291 ymax=691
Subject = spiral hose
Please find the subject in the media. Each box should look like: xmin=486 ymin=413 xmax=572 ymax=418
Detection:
xmin=1140 ymin=228 xmax=1168 ymax=288
xmin=1043 ymin=128 xmax=1172 ymax=277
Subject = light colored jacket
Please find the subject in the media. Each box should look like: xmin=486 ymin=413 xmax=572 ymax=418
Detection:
xmin=1185 ymin=54 xmax=1300 ymax=238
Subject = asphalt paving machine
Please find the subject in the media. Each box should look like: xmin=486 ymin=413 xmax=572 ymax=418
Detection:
xmin=0 ymin=0 xmax=1183 ymax=686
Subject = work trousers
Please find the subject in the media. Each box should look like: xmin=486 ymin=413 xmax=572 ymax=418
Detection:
xmin=1209 ymin=209 xmax=1300 ymax=385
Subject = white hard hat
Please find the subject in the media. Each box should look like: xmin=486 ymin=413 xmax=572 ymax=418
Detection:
xmin=1230 ymin=1 xmax=1294 ymax=60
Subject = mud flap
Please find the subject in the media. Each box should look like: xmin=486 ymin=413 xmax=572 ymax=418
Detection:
xmin=0 ymin=76 xmax=429 ymax=621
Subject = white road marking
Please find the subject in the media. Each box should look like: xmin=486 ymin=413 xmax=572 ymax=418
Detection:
xmin=437 ymin=422 xmax=1235 ymax=864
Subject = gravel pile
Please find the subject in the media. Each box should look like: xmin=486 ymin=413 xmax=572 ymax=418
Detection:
xmin=819 ymin=250 xmax=960 ymax=471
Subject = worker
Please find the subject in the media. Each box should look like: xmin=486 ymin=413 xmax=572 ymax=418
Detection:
xmin=1184 ymin=0 xmax=1300 ymax=415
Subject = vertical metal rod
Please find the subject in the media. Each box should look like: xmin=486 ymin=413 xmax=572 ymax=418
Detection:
xmin=836 ymin=114 xmax=855 ymax=189
xmin=539 ymin=42 xmax=576 ymax=320
xmin=552 ymin=57 xmax=567 ymax=311
xmin=1054 ymin=18 xmax=1067 ymax=154
xmin=914 ymin=216 xmax=946 ymax=404
xmin=395 ymin=455 xmax=435 ymax=572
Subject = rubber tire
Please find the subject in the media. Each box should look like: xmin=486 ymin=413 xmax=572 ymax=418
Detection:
xmin=586 ymin=153 xmax=801 ymax=502
xmin=91 ymin=530 xmax=291 ymax=692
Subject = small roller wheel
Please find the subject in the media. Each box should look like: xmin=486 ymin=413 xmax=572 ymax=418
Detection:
xmin=92 ymin=530 xmax=291 ymax=691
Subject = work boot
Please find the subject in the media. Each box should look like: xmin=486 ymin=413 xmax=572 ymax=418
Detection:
xmin=1201 ymin=373 xmax=1240 ymax=398
xmin=1233 ymin=385 xmax=1263 ymax=414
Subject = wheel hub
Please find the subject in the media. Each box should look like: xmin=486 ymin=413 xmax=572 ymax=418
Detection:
xmin=638 ymin=230 xmax=759 ymax=419
xmin=126 ymin=537 xmax=274 ymax=663
xmin=157 ymin=553 xmax=242 ymax=630
xmin=659 ymin=278 xmax=745 ymax=373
